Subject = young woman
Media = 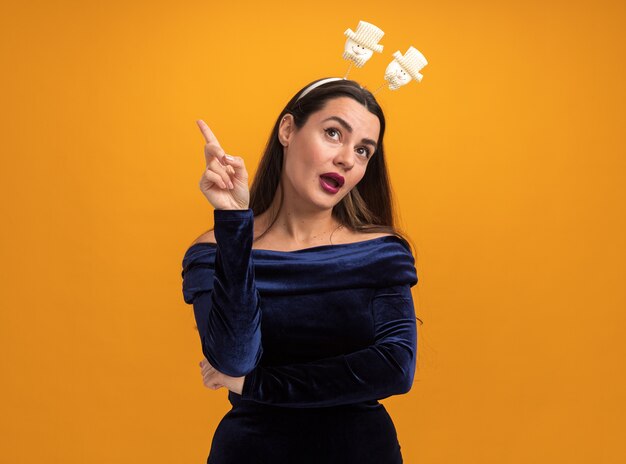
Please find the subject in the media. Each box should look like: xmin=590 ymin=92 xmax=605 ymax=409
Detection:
xmin=182 ymin=78 xmax=419 ymax=463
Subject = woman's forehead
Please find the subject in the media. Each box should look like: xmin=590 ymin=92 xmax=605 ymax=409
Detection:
xmin=315 ymin=96 xmax=368 ymax=116
xmin=310 ymin=97 xmax=380 ymax=135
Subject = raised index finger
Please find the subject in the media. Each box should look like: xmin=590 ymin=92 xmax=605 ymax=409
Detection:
xmin=196 ymin=119 xmax=221 ymax=148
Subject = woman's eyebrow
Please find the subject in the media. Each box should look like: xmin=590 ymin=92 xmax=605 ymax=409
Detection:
xmin=322 ymin=116 xmax=378 ymax=148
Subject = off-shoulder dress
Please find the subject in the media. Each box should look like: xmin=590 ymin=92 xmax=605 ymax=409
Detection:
xmin=181 ymin=209 xmax=418 ymax=464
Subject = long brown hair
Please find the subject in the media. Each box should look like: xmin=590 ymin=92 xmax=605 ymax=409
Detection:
xmin=250 ymin=77 xmax=415 ymax=253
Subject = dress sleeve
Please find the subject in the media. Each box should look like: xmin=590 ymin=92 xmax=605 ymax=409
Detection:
xmin=187 ymin=209 xmax=263 ymax=377
xmin=239 ymin=284 xmax=417 ymax=408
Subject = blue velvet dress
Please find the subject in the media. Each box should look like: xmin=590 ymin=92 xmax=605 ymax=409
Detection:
xmin=181 ymin=209 xmax=418 ymax=463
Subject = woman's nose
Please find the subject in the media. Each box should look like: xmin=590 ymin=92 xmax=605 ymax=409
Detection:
xmin=334 ymin=146 xmax=355 ymax=170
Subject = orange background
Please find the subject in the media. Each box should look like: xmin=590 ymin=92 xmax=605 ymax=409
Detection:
xmin=1 ymin=0 xmax=625 ymax=462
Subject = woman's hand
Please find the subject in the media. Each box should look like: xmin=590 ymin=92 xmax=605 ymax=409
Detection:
xmin=199 ymin=358 xmax=245 ymax=395
xmin=196 ymin=120 xmax=250 ymax=211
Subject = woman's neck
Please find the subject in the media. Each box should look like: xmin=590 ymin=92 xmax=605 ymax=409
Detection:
xmin=254 ymin=187 xmax=343 ymax=246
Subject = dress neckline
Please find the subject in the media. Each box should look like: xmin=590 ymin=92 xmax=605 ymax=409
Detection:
xmin=187 ymin=234 xmax=404 ymax=254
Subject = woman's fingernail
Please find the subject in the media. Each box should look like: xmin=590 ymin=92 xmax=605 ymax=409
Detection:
xmin=229 ymin=181 xmax=234 ymax=189
xmin=225 ymin=154 xmax=235 ymax=161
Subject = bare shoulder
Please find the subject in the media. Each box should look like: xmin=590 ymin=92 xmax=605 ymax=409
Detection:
xmin=191 ymin=229 xmax=216 ymax=246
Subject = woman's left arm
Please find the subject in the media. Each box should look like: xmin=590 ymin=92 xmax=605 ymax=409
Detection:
xmin=231 ymin=284 xmax=417 ymax=408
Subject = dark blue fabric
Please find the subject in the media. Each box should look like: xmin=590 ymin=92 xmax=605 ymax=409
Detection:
xmin=181 ymin=208 xmax=419 ymax=463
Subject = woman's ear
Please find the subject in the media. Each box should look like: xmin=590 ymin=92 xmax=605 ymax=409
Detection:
xmin=278 ymin=114 xmax=294 ymax=147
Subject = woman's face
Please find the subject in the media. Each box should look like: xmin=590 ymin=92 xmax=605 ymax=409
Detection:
xmin=279 ymin=96 xmax=381 ymax=211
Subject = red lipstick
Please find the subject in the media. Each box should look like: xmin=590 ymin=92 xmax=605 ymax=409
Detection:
xmin=319 ymin=172 xmax=345 ymax=194
xmin=320 ymin=172 xmax=345 ymax=186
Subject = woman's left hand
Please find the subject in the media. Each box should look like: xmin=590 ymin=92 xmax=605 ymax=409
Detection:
xmin=199 ymin=358 xmax=245 ymax=395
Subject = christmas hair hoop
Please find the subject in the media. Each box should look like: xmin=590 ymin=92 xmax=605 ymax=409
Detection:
xmin=296 ymin=20 xmax=428 ymax=101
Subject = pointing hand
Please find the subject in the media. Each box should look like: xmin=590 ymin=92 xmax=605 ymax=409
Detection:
xmin=196 ymin=120 xmax=250 ymax=210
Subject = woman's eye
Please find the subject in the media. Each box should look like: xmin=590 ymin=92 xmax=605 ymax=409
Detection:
xmin=325 ymin=128 xmax=340 ymax=140
xmin=356 ymin=147 xmax=371 ymax=158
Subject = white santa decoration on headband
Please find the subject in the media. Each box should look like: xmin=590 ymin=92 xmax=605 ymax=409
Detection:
xmin=343 ymin=20 xmax=385 ymax=69
xmin=384 ymin=46 xmax=428 ymax=90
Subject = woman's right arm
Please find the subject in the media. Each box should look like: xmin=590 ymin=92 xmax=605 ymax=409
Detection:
xmin=191 ymin=208 xmax=263 ymax=377
xmin=185 ymin=120 xmax=261 ymax=377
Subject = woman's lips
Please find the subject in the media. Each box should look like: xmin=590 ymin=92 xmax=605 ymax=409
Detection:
xmin=319 ymin=176 xmax=340 ymax=194
xmin=320 ymin=172 xmax=345 ymax=185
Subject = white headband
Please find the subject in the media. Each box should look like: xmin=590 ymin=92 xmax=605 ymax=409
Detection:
xmin=296 ymin=77 xmax=346 ymax=102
